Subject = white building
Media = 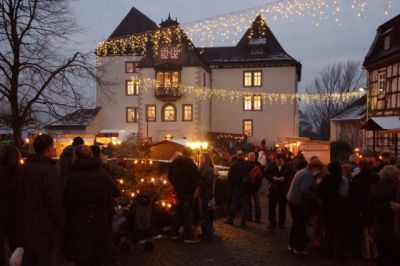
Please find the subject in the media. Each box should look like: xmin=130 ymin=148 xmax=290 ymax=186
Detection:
xmin=94 ymin=7 xmax=301 ymax=145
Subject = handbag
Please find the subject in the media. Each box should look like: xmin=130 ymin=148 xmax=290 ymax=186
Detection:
xmin=9 ymin=247 xmax=24 ymax=266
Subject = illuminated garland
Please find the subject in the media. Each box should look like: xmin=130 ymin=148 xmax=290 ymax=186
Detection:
xmin=96 ymin=0 xmax=392 ymax=56
xmin=138 ymin=78 xmax=366 ymax=104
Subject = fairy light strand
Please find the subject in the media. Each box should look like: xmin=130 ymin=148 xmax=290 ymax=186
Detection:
xmin=135 ymin=78 xmax=365 ymax=105
xmin=95 ymin=0 xmax=389 ymax=56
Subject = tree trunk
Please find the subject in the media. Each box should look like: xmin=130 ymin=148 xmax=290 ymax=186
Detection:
xmin=12 ymin=124 xmax=24 ymax=152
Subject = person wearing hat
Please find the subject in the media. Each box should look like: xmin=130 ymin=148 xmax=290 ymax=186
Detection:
xmin=265 ymin=153 xmax=294 ymax=229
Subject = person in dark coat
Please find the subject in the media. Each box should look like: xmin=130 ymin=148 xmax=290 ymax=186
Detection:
xmin=63 ymin=145 xmax=120 ymax=266
xmin=349 ymin=159 xmax=380 ymax=259
xmin=59 ymin=136 xmax=84 ymax=187
xmin=248 ymin=152 xmax=262 ymax=223
xmin=197 ymin=152 xmax=215 ymax=240
xmin=168 ymin=147 xmax=200 ymax=243
xmin=369 ymin=165 xmax=400 ymax=266
xmin=316 ymin=162 xmax=348 ymax=261
xmin=265 ymin=153 xmax=294 ymax=229
xmin=0 ymin=145 xmax=21 ymax=264
xmin=15 ymin=134 xmax=64 ymax=266
xmin=224 ymin=150 xmax=252 ymax=227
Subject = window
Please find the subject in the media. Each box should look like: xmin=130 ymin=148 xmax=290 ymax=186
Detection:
xmin=182 ymin=104 xmax=193 ymax=121
xmin=243 ymin=120 xmax=253 ymax=136
xmin=378 ymin=71 xmax=387 ymax=97
xmin=146 ymin=105 xmax=156 ymax=122
xmin=162 ymin=104 xmax=176 ymax=121
xmin=244 ymin=95 xmax=252 ymax=110
xmin=253 ymin=95 xmax=262 ymax=110
xmin=243 ymin=71 xmax=262 ymax=87
xmin=126 ymin=79 xmax=139 ymax=95
xmin=156 ymin=71 xmax=180 ymax=88
xmin=251 ymin=47 xmax=264 ymax=55
xmin=125 ymin=62 xmax=137 ymax=73
xmin=243 ymin=95 xmax=262 ymax=111
xmin=126 ymin=107 xmax=137 ymax=123
xmin=384 ymin=36 xmax=390 ymax=50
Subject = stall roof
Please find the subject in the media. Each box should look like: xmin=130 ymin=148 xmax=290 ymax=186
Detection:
xmin=361 ymin=116 xmax=400 ymax=131
xmin=330 ymin=95 xmax=367 ymax=121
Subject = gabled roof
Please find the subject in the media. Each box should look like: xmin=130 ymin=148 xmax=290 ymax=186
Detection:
xmin=197 ymin=15 xmax=301 ymax=80
xmin=331 ymin=95 xmax=367 ymax=121
xmin=361 ymin=116 xmax=400 ymax=131
xmin=46 ymin=108 xmax=101 ymax=130
xmin=363 ymin=14 xmax=400 ymax=67
xmin=108 ymin=7 xmax=158 ymax=40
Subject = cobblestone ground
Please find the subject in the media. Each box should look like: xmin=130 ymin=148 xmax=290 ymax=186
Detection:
xmin=114 ymin=183 xmax=374 ymax=266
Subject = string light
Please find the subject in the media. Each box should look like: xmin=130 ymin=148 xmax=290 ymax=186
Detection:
xmin=136 ymin=78 xmax=365 ymax=105
xmin=95 ymin=0 xmax=388 ymax=56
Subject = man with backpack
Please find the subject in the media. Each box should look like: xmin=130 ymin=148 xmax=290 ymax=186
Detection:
xmin=265 ymin=153 xmax=294 ymax=229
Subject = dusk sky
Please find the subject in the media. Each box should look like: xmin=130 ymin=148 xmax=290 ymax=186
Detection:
xmin=70 ymin=0 xmax=400 ymax=90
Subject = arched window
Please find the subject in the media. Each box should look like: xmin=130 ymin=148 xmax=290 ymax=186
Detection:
xmin=162 ymin=104 xmax=176 ymax=122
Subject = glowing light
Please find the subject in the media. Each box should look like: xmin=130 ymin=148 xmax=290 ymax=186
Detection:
xmin=118 ymin=179 xmax=124 ymax=184
xmin=130 ymin=192 xmax=136 ymax=198
xmin=140 ymin=178 xmax=145 ymax=183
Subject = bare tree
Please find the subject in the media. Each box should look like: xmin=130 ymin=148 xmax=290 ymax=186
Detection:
xmin=0 ymin=0 xmax=98 ymax=149
xmin=302 ymin=61 xmax=366 ymax=140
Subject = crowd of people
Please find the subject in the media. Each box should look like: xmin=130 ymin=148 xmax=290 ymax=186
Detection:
xmin=0 ymin=135 xmax=119 ymax=266
xmin=1 ymin=134 xmax=400 ymax=266
xmin=220 ymin=143 xmax=400 ymax=266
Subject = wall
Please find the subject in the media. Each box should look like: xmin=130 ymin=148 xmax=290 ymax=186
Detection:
xmin=210 ymin=66 xmax=298 ymax=145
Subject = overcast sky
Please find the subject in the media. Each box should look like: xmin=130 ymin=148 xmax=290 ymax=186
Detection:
xmin=69 ymin=0 xmax=400 ymax=90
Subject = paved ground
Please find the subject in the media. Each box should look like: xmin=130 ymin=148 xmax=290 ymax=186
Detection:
xmin=115 ymin=183 xmax=374 ymax=266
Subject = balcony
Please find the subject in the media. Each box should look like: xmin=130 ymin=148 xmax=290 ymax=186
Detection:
xmin=154 ymin=86 xmax=182 ymax=102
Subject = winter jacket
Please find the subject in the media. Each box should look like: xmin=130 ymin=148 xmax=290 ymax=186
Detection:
xmin=59 ymin=145 xmax=75 ymax=187
xmin=316 ymin=173 xmax=347 ymax=224
xmin=15 ymin=154 xmax=64 ymax=250
xmin=168 ymin=155 xmax=200 ymax=195
xmin=63 ymin=157 xmax=120 ymax=264
xmin=265 ymin=162 xmax=294 ymax=197
xmin=287 ymin=168 xmax=317 ymax=208
xmin=369 ymin=179 xmax=398 ymax=242
xmin=198 ymin=165 xmax=214 ymax=200
xmin=227 ymin=158 xmax=250 ymax=189
xmin=349 ymin=170 xmax=379 ymax=216
xmin=0 ymin=165 xmax=18 ymax=220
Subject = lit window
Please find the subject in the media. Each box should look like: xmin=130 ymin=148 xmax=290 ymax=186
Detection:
xmin=244 ymin=72 xmax=253 ymax=87
xmin=165 ymin=72 xmax=171 ymax=88
xmin=384 ymin=36 xmax=390 ymax=50
xmin=253 ymin=95 xmax=262 ymax=110
xmin=244 ymin=95 xmax=252 ymax=110
xmin=156 ymin=71 xmax=180 ymax=88
xmin=172 ymin=72 xmax=179 ymax=87
xmin=243 ymin=71 xmax=262 ymax=87
xmin=146 ymin=105 xmax=156 ymax=122
xmin=156 ymin=72 xmax=164 ymax=87
xmin=253 ymin=71 xmax=262 ymax=86
xmin=162 ymin=104 xmax=176 ymax=121
xmin=125 ymin=62 xmax=137 ymax=73
xmin=126 ymin=79 xmax=139 ymax=95
xmin=126 ymin=107 xmax=137 ymax=123
xmin=183 ymin=105 xmax=193 ymax=121
xmin=243 ymin=120 xmax=253 ymax=136
xmin=243 ymin=95 xmax=262 ymax=111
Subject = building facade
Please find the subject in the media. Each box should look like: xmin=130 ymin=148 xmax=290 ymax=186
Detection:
xmin=95 ymin=7 xmax=301 ymax=145
xmin=362 ymin=14 xmax=400 ymax=156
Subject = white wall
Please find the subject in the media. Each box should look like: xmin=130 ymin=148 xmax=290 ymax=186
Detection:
xmin=210 ymin=66 xmax=299 ymax=145
xmin=96 ymin=56 xmax=142 ymax=135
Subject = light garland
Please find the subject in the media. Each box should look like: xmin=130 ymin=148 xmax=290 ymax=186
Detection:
xmin=137 ymin=78 xmax=366 ymax=105
xmin=95 ymin=0 xmax=392 ymax=56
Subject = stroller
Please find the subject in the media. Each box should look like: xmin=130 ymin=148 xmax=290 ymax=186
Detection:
xmin=112 ymin=195 xmax=155 ymax=253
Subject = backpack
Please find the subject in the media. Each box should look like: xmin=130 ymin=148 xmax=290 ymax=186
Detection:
xmin=242 ymin=164 xmax=262 ymax=191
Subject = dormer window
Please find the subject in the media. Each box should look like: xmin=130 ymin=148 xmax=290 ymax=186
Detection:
xmin=251 ymin=47 xmax=264 ymax=55
xmin=384 ymin=36 xmax=390 ymax=50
